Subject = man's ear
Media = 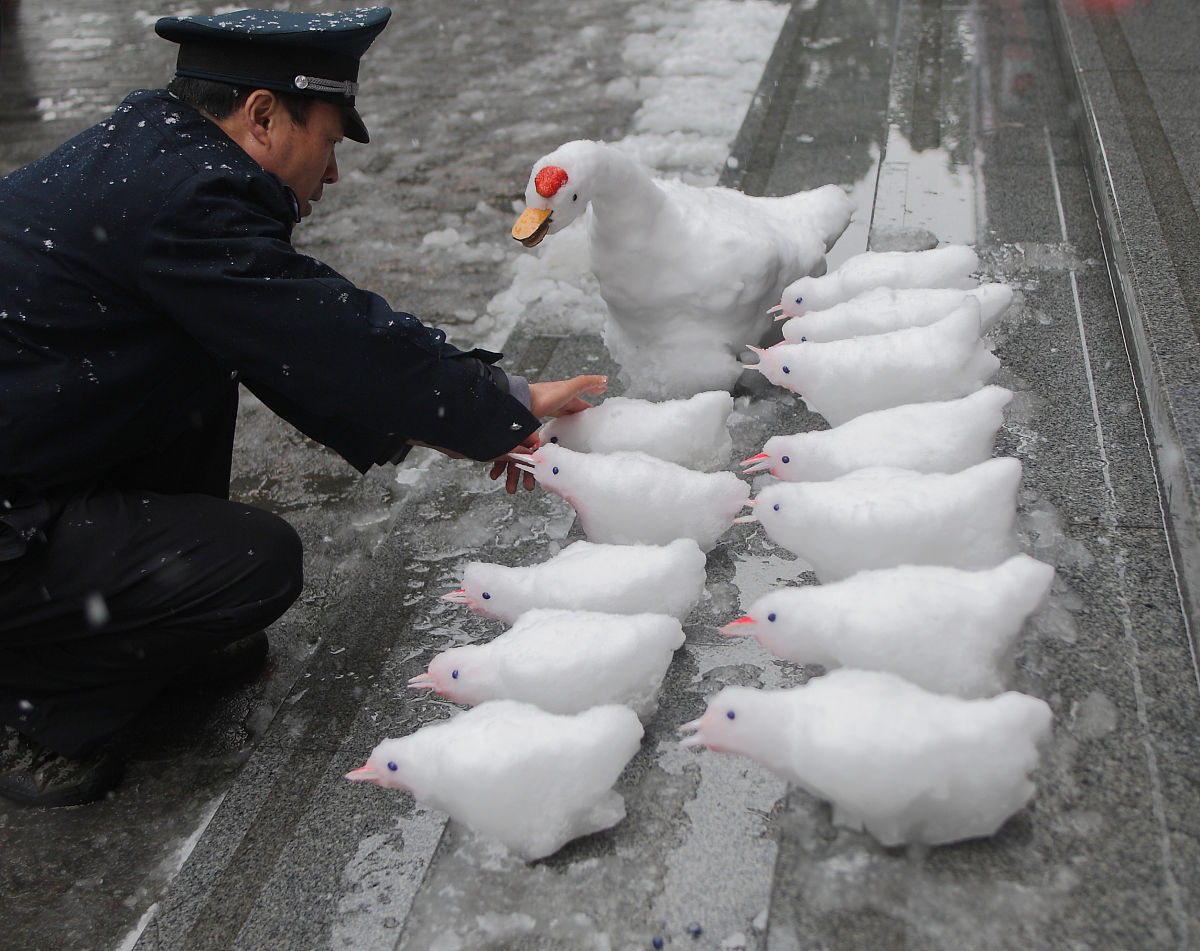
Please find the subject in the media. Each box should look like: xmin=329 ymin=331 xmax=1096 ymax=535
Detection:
xmin=243 ymin=89 xmax=281 ymax=148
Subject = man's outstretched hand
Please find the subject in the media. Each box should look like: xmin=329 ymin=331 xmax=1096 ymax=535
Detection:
xmin=528 ymin=374 xmax=608 ymax=418
xmin=490 ymin=374 xmax=607 ymax=493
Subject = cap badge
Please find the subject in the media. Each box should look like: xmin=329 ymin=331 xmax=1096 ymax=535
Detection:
xmin=293 ymin=75 xmax=359 ymax=98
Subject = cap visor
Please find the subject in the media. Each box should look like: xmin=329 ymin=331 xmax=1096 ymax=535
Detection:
xmin=343 ymin=106 xmax=369 ymax=144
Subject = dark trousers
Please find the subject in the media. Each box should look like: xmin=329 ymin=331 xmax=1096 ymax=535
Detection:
xmin=0 ymin=487 xmax=303 ymax=756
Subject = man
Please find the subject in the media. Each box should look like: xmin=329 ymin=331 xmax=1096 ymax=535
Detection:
xmin=0 ymin=7 xmax=605 ymax=807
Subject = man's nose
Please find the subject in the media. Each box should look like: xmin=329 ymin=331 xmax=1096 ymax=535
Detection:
xmin=324 ymin=155 xmax=339 ymax=185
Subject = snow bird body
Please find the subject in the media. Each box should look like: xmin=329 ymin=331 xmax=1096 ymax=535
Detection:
xmin=347 ymin=700 xmax=643 ymax=860
xmin=512 ymin=139 xmax=855 ymax=398
xmin=512 ymin=443 xmax=750 ymax=551
xmin=779 ymin=283 xmax=1014 ymax=341
xmin=742 ymin=386 xmax=1013 ymax=481
xmin=539 ymin=391 xmax=734 ymax=472
xmin=679 ymin=669 xmax=1053 ymax=847
xmin=746 ymin=301 xmax=999 ymax=426
xmin=723 ymin=554 xmax=1055 ymax=697
xmin=744 ymin=457 xmax=1022 ymax=582
xmin=777 ymin=245 xmax=980 ymax=318
xmin=443 ymin=538 xmax=707 ymax=624
xmin=409 ymin=608 xmax=686 ymax=718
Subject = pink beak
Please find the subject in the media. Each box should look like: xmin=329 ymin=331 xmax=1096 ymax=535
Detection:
xmin=720 ymin=616 xmax=755 ymax=637
xmin=732 ymin=498 xmax=758 ymax=525
xmin=741 ymin=452 xmax=773 ymax=475
xmin=441 ymin=588 xmax=468 ymax=603
xmin=407 ymin=672 xmax=437 ymax=690
xmin=678 ymin=716 xmax=706 ymax=749
xmin=345 ymin=764 xmax=381 ymax=784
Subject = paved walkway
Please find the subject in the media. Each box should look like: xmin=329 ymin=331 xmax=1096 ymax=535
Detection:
xmin=2 ymin=1 xmax=1199 ymax=949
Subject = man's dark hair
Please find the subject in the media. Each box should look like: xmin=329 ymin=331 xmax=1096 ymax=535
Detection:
xmin=167 ymin=76 xmax=315 ymax=127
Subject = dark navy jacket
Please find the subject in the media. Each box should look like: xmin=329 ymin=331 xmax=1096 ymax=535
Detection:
xmin=0 ymin=89 xmax=538 ymax=512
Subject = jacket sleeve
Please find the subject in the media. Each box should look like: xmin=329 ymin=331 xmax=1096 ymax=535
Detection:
xmin=137 ymin=168 xmax=540 ymax=468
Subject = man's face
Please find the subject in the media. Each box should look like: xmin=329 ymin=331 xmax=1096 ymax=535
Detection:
xmin=264 ymin=99 xmax=344 ymax=219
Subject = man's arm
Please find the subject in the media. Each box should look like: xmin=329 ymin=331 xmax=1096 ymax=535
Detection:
xmin=412 ymin=374 xmax=608 ymax=493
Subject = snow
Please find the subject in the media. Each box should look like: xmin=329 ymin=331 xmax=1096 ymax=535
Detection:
xmin=513 ymin=139 xmax=852 ymax=397
xmin=747 ymin=302 xmax=1000 ymax=426
xmin=348 ymin=701 xmax=644 ymax=860
xmin=540 ymin=391 xmax=735 ymax=471
xmin=446 ymin=538 xmax=707 ymax=624
xmin=778 ymin=245 xmax=981 ymax=318
xmin=516 ymin=444 xmax=749 ymax=550
xmin=743 ymin=386 xmax=1013 ymax=481
xmin=750 ymin=459 xmax=1023 ymax=582
xmin=779 ymin=283 xmax=1014 ymax=342
xmin=340 ymin=0 xmax=1052 ymax=875
xmin=408 ymin=608 xmax=686 ymax=718
xmin=680 ymin=669 xmax=1053 ymax=846
xmin=482 ymin=0 xmax=793 ymax=353
xmin=724 ymin=555 xmax=1055 ymax=697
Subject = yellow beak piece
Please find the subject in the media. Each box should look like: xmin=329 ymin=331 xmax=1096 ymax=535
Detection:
xmin=512 ymin=207 xmax=553 ymax=247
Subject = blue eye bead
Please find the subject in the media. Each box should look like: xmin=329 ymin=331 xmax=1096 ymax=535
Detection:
xmin=800 ymin=336 xmax=807 ymax=342
xmin=796 ymin=296 xmax=803 ymax=303
xmin=781 ymin=455 xmax=789 ymax=464
xmin=481 ymin=592 xmax=490 ymax=600
xmin=726 ymin=710 xmax=736 ymax=720
xmin=552 ymin=466 xmax=559 ymax=475
xmin=652 ymin=939 xmax=664 ymax=950
xmin=782 ymin=366 xmax=790 ymax=374
xmin=768 ymin=612 xmax=776 ymax=622
xmin=451 ymin=669 xmax=459 ymax=679
xmin=387 ymin=761 xmax=398 ymax=771
xmin=773 ymin=503 xmax=780 ymax=511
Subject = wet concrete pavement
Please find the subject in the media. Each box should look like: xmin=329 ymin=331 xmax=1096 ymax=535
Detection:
xmin=2 ymin=0 xmax=1199 ymax=949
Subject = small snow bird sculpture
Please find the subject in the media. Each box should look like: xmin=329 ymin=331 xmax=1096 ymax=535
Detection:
xmin=512 ymin=443 xmax=750 ymax=551
xmin=679 ymin=669 xmax=1053 ymax=847
xmin=778 ymin=283 xmax=1014 ymax=342
xmin=741 ymin=386 xmax=1013 ymax=481
xmin=512 ymin=139 xmax=855 ymax=397
xmin=347 ymin=700 xmax=643 ymax=860
xmin=743 ymin=457 xmax=1023 ymax=582
xmin=409 ymin=608 xmax=685 ymax=718
xmin=746 ymin=301 xmax=999 ymax=426
xmin=443 ymin=538 xmax=707 ymax=624
xmin=776 ymin=245 xmax=981 ymax=318
xmin=539 ymin=391 xmax=734 ymax=472
xmin=722 ymin=555 xmax=1055 ymax=697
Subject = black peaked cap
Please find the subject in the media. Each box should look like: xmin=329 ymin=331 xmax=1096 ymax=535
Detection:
xmin=155 ymin=7 xmax=391 ymax=143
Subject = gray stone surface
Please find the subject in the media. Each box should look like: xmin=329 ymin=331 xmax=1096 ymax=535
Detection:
xmin=1049 ymin=0 xmax=1200 ymax=651
xmin=3 ymin=0 xmax=1200 ymax=949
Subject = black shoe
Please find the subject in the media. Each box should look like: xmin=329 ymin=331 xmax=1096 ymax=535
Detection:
xmin=183 ymin=630 xmax=270 ymax=688
xmin=0 ymin=726 xmax=123 ymax=808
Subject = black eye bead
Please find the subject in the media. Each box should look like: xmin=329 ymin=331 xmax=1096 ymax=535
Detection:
xmin=572 ymin=193 xmax=578 ymax=201
xmin=550 ymin=436 xmax=559 ymax=443
xmin=726 ymin=710 xmax=736 ymax=720
xmin=387 ymin=761 xmax=398 ymax=771
xmin=451 ymin=669 xmax=459 ymax=679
